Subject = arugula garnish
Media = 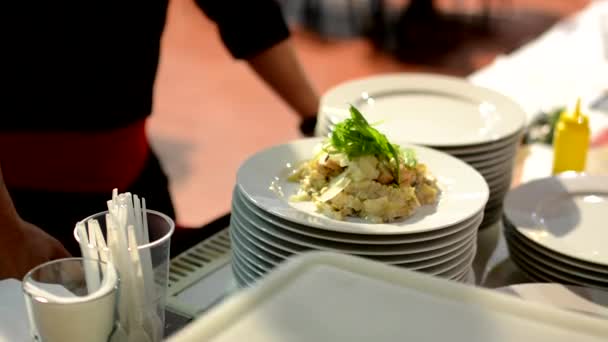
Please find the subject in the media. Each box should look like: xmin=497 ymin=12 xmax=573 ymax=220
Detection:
xmin=402 ymin=148 xmax=417 ymax=169
xmin=329 ymin=105 xmax=417 ymax=184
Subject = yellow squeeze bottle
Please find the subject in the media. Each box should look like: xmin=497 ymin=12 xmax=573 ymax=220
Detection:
xmin=552 ymin=98 xmax=590 ymax=174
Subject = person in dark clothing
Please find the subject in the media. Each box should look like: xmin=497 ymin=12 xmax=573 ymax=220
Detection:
xmin=0 ymin=0 xmax=319 ymax=279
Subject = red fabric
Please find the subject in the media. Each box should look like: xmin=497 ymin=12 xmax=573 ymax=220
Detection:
xmin=0 ymin=119 xmax=149 ymax=192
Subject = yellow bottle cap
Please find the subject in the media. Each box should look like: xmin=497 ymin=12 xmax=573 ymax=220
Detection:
xmin=560 ymin=98 xmax=589 ymax=126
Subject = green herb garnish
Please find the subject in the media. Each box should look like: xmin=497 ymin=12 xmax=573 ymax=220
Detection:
xmin=402 ymin=148 xmax=417 ymax=168
xmin=329 ymin=105 xmax=417 ymax=184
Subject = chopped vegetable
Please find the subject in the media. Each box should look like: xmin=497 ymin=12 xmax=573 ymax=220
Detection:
xmin=288 ymin=105 xmax=439 ymax=223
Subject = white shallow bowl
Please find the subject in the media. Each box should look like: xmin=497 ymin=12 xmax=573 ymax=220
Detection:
xmin=504 ymin=173 xmax=608 ymax=266
xmin=237 ymin=138 xmax=489 ymax=235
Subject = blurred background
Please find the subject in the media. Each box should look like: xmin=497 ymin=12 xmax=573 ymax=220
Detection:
xmin=148 ymin=0 xmax=590 ymax=228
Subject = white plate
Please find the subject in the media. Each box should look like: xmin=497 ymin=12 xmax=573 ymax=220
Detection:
xmin=231 ymin=211 xmax=477 ymax=256
xmin=231 ymin=229 xmax=281 ymax=267
xmin=475 ymin=157 xmax=516 ymax=177
xmin=319 ymin=73 xmax=526 ymax=147
xmin=505 ymin=230 xmax=608 ymax=283
xmin=235 ymin=229 xmax=476 ymax=276
xmin=231 ymin=266 xmax=249 ymax=288
xmin=231 ymin=254 xmax=256 ymax=286
xmin=504 ymin=173 xmax=608 ymax=266
xmin=503 ymin=219 xmax=608 ymax=273
xmin=480 ymin=164 xmax=513 ymax=184
xmin=322 ymin=121 xmax=522 ymax=155
xmin=235 ymin=241 xmax=474 ymax=281
xmin=237 ymin=138 xmax=489 ymax=235
xmin=232 ymin=219 xmax=479 ymax=264
xmin=234 ymin=187 xmax=483 ymax=245
xmin=236 ymin=236 xmax=476 ymax=280
xmin=509 ymin=246 xmax=608 ymax=290
xmin=457 ymin=145 xmax=517 ymax=164
xmin=234 ymin=247 xmax=267 ymax=277
xmin=231 ymin=220 xmax=477 ymax=272
xmin=444 ymin=139 xmax=520 ymax=160
xmin=435 ymin=131 xmax=522 ymax=155
xmin=486 ymin=174 xmax=513 ymax=196
xmin=495 ymin=283 xmax=608 ymax=320
xmin=467 ymin=153 xmax=516 ymax=170
xmin=481 ymin=206 xmax=504 ymax=227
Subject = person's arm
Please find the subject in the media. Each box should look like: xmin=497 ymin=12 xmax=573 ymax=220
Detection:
xmin=194 ymin=0 xmax=320 ymax=135
xmin=246 ymin=39 xmax=319 ymax=123
xmin=0 ymin=165 xmax=70 ymax=279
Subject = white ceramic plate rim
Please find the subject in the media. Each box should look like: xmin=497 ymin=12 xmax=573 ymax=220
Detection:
xmin=231 ymin=218 xmax=479 ymax=271
xmin=509 ymin=247 xmax=607 ymax=289
xmin=504 ymin=221 xmax=608 ymax=273
xmin=234 ymin=229 xmax=477 ymax=274
xmin=231 ymin=210 xmax=478 ymax=255
xmin=232 ymin=218 xmax=479 ymax=264
xmin=234 ymin=186 xmax=483 ymax=245
xmin=320 ymin=73 xmax=526 ymax=146
xmin=504 ymin=173 xmax=608 ymax=266
xmin=458 ymin=145 xmax=518 ymax=163
xmin=506 ymin=231 xmax=608 ymax=282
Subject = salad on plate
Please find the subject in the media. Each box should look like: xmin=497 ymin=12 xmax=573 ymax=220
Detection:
xmin=289 ymin=105 xmax=440 ymax=223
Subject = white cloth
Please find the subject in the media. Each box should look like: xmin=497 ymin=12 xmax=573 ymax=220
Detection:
xmin=469 ymin=0 xmax=608 ymax=127
xmin=0 ymin=279 xmax=30 ymax=342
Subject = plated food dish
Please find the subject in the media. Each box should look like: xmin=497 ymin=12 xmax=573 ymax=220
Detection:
xmin=235 ymin=136 xmax=487 ymax=235
xmin=231 ymin=100 xmax=490 ymax=288
xmin=289 ymin=105 xmax=440 ymax=223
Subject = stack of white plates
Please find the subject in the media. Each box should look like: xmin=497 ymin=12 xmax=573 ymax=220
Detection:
xmin=230 ymin=138 xmax=489 ymax=287
xmin=315 ymin=73 xmax=527 ymax=228
xmin=503 ymin=173 xmax=608 ymax=290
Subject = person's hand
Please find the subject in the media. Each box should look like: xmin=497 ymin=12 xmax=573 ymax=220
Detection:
xmin=0 ymin=218 xmax=71 ymax=280
xmin=299 ymin=116 xmax=317 ymax=137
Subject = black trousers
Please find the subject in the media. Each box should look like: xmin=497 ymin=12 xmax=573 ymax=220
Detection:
xmin=9 ymin=151 xmax=177 ymax=257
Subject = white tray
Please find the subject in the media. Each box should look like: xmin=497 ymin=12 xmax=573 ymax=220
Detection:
xmin=169 ymin=252 xmax=608 ymax=342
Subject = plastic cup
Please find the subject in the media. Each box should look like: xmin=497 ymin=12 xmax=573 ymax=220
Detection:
xmin=22 ymin=257 xmax=119 ymax=342
xmin=74 ymin=209 xmax=175 ymax=341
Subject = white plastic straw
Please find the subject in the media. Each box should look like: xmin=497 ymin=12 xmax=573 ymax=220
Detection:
xmin=133 ymin=195 xmax=143 ymax=246
xmin=88 ymin=219 xmax=109 ymax=264
xmin=76 ymin=222 xmax=100 ymax=292
xmin=100 ymin=189 xmax=161 ymax=341
xmin=108 ymin=211 xmax=130 ymax=334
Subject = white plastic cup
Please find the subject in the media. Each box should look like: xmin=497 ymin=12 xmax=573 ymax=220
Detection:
xmin=75 ymin=209 xmax=175 ymax=341
xmin=22 ymin=257 xmax=119 ymax=342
